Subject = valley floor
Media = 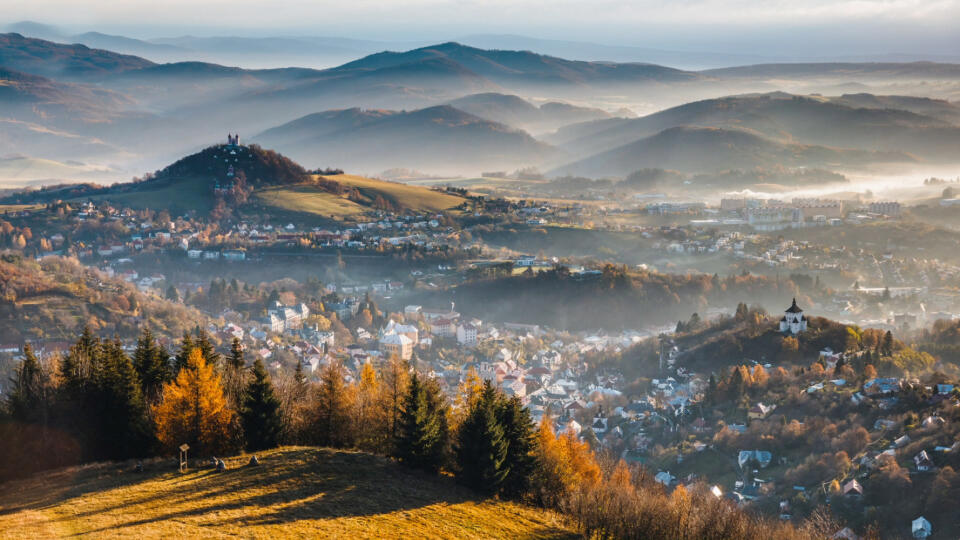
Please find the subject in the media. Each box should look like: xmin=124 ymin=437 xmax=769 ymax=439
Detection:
xmin=0 ymin=447 xmax=576 ymax=539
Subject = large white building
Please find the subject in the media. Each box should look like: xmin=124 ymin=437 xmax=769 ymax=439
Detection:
xmin=779 ymin=298 xmax=808 ymax=334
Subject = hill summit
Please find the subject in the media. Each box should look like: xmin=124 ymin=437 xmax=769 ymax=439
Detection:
xmin=152 ymin=137 xmax=307 ymax=189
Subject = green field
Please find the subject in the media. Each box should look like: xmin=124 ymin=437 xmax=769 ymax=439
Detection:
xmin=80 ymin=177 xmax=214 ymax=214
xmin=0 ymin=447 xmax=575 ymax=539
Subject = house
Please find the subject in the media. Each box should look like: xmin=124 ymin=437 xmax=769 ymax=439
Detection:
xmin=738 ymin=450 xmax=772 ymax=469
xmin=748 ymin=402 xmax=776 ymax=419
xmin=842 ymin=479 xmax=863 ymax=497
xmin=430 ymin=317 xmax=457 ymax=338
xmin=914 ymin=450 xmax=935 ymax=472
xmin=893 ymin=435 xmax=911 ymax=448
xmin=912 ymin=517 xmax=932 ymax=539
xmin=456 ymin=323 xmax=478 ymax=347
xmin=833 ymin=527 xmax=861 ymax=540
xmin=654 ymin=471 xmax=674 ymax=486
xmin=380 ymin=333 xmax=413 ymax=361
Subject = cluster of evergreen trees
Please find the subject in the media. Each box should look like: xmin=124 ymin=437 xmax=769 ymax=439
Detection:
xmin=0 ymin=328 xmax=283 ymax=481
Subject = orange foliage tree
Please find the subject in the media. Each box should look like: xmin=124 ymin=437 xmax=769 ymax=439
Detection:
xmin=153 ymin=348 xmax=235 ymax=455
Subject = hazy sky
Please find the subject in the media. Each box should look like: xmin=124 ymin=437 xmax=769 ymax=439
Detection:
xmin=5 ymin=0 xmax=959 ymax=56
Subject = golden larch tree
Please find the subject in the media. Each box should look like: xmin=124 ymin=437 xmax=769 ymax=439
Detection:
xmin=153 ymin=348 xmax=235 ymax=455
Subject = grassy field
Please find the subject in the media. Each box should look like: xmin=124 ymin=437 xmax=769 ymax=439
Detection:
xmin=253 ymin=174 xmax=465 ymax=221
xmin=80 ymin=176 xmax=214 ymax=214
xmin=0 ymin=447 xmax=576 ymax=540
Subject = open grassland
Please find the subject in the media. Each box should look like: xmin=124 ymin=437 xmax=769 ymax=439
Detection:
xmin=253 ymin=174 xmax=465 ymax=220
xmin=330 ymin=174 xmax=465 ymax=212
xmin=254 ymin=184 xmax=368 ymax=218
xmin=0 ymin=447 xmax=576 ymax=540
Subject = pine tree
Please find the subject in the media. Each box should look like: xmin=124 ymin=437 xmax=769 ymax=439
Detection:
xmin=133 ymin=328 xmax=171 ymax=402
xmin=395 ymin=373 xmax=449 ymax=473
xmin=5 ymin=344 xmax=46 ymax=423
xmin=195 ymin=330 xmax=221 ymax=366
xmin=174 ymin=332 xmax=194 ymax=374
xmin=96 ymin=340 xmax=154 ymax=459
xmin=455 ymin=381 xmax=508 ymax=494
xmin=496 ymin=395 xmax=537 ymax=499
xmin=240 ymin=357 xmax=283 ymax=451
xmin=153 ymin=348 xmax=235 ymax=456
xmin=380 ymin=355 xmax=410 ymax=451
xmin=229 ymin=337 xmax=245 ymax=370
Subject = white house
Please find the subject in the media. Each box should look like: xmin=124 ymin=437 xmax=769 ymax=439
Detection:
xmin=456 ymin=323 xmax=478 ymax=347
xmin=912 ymin=517 xmax=932 ymax=539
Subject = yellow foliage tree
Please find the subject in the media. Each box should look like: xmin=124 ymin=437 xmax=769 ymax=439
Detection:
xmin=153 ymin=348 xmax=235 ymax=455
xmin=450 ymin=367 xmax=484 ymax=430
xmin=354 ymin=361 xmax=381 ymax=451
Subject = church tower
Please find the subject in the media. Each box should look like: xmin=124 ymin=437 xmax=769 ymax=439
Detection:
xmin=779 ymin=298 xmax=807 ymax=334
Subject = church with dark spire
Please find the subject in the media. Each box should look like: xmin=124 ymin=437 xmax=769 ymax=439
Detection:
xmin=779 ymin=298 xmax=807 ymax=334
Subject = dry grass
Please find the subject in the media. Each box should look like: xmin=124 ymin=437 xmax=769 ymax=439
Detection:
xmin=0 ymin=447 xmax=577 ymax=540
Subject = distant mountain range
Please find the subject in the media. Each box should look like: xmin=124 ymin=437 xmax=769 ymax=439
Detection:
xmin=546 ymin=92 xmax=960 ymax=164
xmin=254 ymin=105 xmax=558 ymax=174
xmin=1 ymin=30 xmax=959 ymax=182
xmin=549 ymin=126 xmax=915 ymax=178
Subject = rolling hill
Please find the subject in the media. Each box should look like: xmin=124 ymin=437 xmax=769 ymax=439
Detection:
xmin=0 ymin=255 xmax=203 ymax=343
xmin=335 ymin=41 xmax=704 ymax=90
xmin=254 ymin=105 xmax=558 ymax=174
xmin=0 ymin=32 xmax=154 ymax=79
xmin=545 ymin=92 xmax=960 ymax=163
xmin=446 ymin=92 xmax=613 ymax=133
xmin=0 ymin=446 xmax=575 ymax=540
xmin=4 ymin=143 xmax=467 ymax=219
xmin=549 ymin=126 xmax=914 ymax=178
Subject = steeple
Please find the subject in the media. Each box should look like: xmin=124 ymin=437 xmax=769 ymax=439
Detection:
xmin=785 ymin=298 xmax=802 ymax=314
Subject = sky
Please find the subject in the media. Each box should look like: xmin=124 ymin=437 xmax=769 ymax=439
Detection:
xmin=4 ymin=0 xmax=960 ymax=57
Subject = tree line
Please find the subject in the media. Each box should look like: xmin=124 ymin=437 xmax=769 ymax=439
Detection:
xmin=2 ymin=327 xmax=828 ymax=540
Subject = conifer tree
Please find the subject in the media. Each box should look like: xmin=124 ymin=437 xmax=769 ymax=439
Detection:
xmin=133 ymin=328 xmax=171 ymax=402
xmin=195 ymin=330 xmax=221 ymax=366
xmin=229 ymin=337 xmax=245 ymax=370
xmin=380 ymin=355 xmax=410 ymax=450
xmin=395 ymin=373 xmax=449 ymax=473
xmin=96 ymin=340 xmax=154 ymax=459
xmin=456 ymin=381 xmax=508 ymax=494
xmin=496 ymin=395 xmax=537 ymax=499
xmin=240 ymin=357 xmax=283 ymax=451
xmin=314 ymin=359 xmax=354 ymax=447
xmin=174 ymin=332 xmax=194 ymax=374
xmin=5 ymin=344 xmax=46 ymax=424
xmin=154 ymin=348 xmax=235 ymax=455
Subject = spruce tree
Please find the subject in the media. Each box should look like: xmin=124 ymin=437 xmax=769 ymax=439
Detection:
xmin=174 ymin=332 xmax=194 ymax=373
xmin=229 ymin=337 xmax=245 ymax=370
xmin=455 ymin=381 xmax=508 ymax=494
xmin=5 ymin=344 xmax=46 ymax=423
xmin=133 ymin=328 xmax=171 ymax=402
xmin=395 ymin=373 xmax=449 ymax=473
xmin=240 ymin=357 xmax=283 ymax=451
xmin=96 ymin=340 xmax=154 ymax=459
xmin=496 ymin=395 xmax=537 ymax=499
xmin=195 ymin=330 xmax=221 ymax=366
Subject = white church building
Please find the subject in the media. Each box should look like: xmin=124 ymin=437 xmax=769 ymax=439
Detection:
xmin=779 ymin=298 xmax=808 ymax=334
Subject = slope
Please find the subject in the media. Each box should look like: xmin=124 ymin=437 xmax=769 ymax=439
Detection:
xmin=253 ymin=174 xmax=466 ymax=219
xmin=550 ymin=126 xmax=914 ymax=178
xmin=0 ymin=447 xmax=576 ymax=540
xmin=546 ymin=92 xmax=960 ymax=162
xmin=254 ymin=105 xmax=558 ymax=174
xmin=0 ymin=255 xmax=203 ymax=342
xmin=446 ymin=92 xmax=612 ymax=132
xmin=0 ymin=32 xmax=154 ymax=79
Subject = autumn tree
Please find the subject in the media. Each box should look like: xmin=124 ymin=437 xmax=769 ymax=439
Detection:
xmin=153 ymin=348 xmax=235 ymax=456
xmin=313 ymin=359 xmax=354 ymax=448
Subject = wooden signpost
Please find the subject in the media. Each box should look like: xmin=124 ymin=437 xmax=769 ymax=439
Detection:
xmin=179 ymin=444 xmax=190 ymax=473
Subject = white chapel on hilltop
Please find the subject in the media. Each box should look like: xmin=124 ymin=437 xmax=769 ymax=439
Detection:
xmin=779 ymin=298 xmax=808 ymax=334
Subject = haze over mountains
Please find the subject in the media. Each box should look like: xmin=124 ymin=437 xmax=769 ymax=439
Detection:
xmin=1 ymin=28 xmax=959 ymax=187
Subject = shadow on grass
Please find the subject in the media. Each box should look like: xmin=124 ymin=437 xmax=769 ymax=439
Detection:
xmin=37 ymin=447 xmax=510 ymax=535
